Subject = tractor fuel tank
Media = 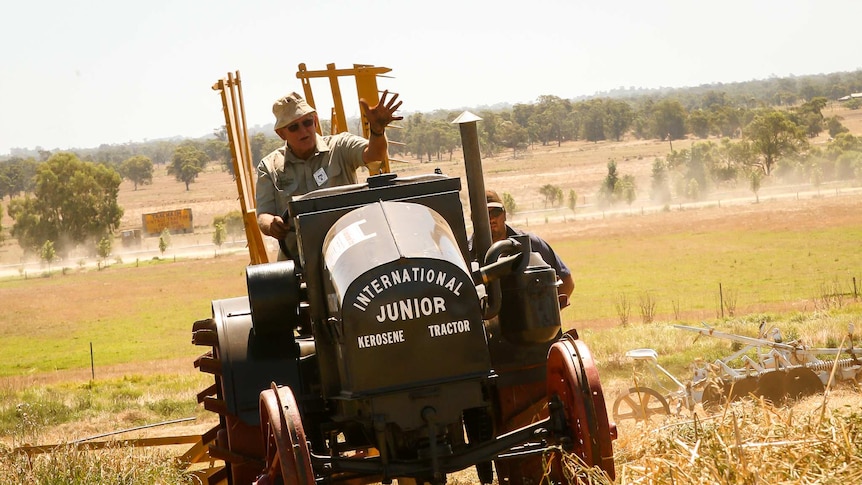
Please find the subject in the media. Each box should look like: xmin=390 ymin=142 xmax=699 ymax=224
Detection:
xmin=322 ymin=201 xmax=492 ymax=396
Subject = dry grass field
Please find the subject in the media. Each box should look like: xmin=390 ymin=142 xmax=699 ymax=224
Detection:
xmin=1 ymin=103 xmax=861 ymax=483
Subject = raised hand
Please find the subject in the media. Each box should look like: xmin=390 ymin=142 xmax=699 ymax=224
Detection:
xmin=360 ymin=90 xmax=403 ymax=133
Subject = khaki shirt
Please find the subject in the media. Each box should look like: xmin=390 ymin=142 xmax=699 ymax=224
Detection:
xmin=255 ymin=132 xmax=369 ymax=258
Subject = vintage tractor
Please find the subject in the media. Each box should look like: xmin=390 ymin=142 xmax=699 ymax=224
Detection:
xmin=191 ymin=114 xmax=616 ymax=484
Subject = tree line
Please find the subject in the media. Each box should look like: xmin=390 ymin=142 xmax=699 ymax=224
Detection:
xmin=3 ymin=70 xmax=862 ymax=261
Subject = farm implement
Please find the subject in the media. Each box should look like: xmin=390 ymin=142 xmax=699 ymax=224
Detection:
xmin=613 ymin=323 xmax=862 ymax=422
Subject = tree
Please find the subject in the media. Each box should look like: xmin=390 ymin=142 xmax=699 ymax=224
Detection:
xmin=213 ymin=222 xmax=227 ymax=255
xmin=534 ymin=95 xmax=571 ymax=146
xmin=615 ymin=174 xmax=637 ymax=207
xmin=835 ymin=151 xmax=862 ymax=179
xmin=249 ymin=132 xmax=282 ymax=169
xmin=213 ymin=210 xmax=245 ymax=241
xmin=497 ymin=121 xmax=528 ymax=158
xmin=598 ymin=160 xmax=620 ymax=206
xmin=0 ymin=157 xmax=38 ymax=200
xmin=40 ymin=240 xmax=56 ymax=273
xmin=567 ymin=189 xmax=577 ymax=212
xmin=826 ymin=133 xmax=862 ymax=157
xmin=539 ymin=184 xmax=563 ymax=208
xmin=8 ymin=153 xmax=123 ymax=258
xmin=502 ymin=192 xmax=517 ymax=214
xmin=581 ymin=100 xmax=606 ymax=142
xmin=119 ymin=155 xmax=154 ymax=190
xmin=711 ymin=105 xmax=745 ymax=138
xmin=688 ymin=109 xmax=711 ymax=139
xmin=204 ymin=138 xmax=230 ymax=170
xmin=168 ymin=142 xmax=208 ymax=190
xmin=717 ymin=138 xmax=755 ymax=182
xmin=744 ymin=110 xmax=808 ymax=175
xmin=685 ymin=178 xmax=701 ymax=201
xmin=810 ymin=163 xmax=823 ymax=191
xmin=749 ymin=170 xmax=763 ymax=203
xmin=650 ymin=99 xmax=687 ymax=140
xmin=97 ymin=234 xmax=113 ymax=269
xmin=158 ymin=228 xmax=171 ymax=256
xmin=604 ymin=99 xmax=634 ymax=141
xmin=826 ymin=116 xmax=849 ymax=138
xmin=650 ymin=159 xmax=671 ymax=204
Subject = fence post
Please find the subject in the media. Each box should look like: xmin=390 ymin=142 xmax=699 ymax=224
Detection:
xmin=719 ymin=282 xmax=724 ymax=319
xmin=90 ymin=342 xmax=95 ymax=380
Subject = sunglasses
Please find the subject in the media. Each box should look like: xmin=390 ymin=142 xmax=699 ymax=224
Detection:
xmin=488 ymin=208 xmax=504 ymax=218
xmin=287 ymin=117 xmax=315 ymax=133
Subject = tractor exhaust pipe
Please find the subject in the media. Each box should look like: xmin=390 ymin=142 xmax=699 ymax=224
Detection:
xmin=454 ymin=111 xmax=501 ymax=319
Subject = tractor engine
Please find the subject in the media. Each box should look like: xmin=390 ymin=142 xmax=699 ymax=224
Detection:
xmin=316 ymin=199 xmax=492 ymax=455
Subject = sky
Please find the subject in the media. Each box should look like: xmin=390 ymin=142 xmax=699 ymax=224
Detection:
xmin=2 ymin=0 xmax=861 ymax=156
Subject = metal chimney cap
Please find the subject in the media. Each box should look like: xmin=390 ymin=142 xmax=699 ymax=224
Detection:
xmin=452 ymin=111 xmax=483 ymax=124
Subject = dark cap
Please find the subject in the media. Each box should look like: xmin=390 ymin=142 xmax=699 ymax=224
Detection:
xmin=486 ymin=190 xmax=504 ymax=209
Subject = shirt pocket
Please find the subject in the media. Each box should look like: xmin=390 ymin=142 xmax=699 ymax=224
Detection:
xmin=323 ymin=155 xmax=343 ymax=184
xmin=276 ymin=169 xmax=300 ymax=195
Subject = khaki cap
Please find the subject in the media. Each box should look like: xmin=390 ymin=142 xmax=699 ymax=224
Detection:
xmin=272 ymin=92 xmax=315 ymax=131
xmin=486 ymin=190 xmax=504 ymax=209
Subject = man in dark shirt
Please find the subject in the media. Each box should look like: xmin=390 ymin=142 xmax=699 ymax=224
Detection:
xmin=475 ymin=189 xmax=574 ymax=308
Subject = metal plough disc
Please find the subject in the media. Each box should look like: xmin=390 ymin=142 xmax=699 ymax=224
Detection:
xmin=700 ymin=379 xmax=728 ymax=410
xmin=612 ymin=387 xmax=671 ymax=423
xmin=727 ymin=376 xmax=759 ymax=402
xmin=546 ymin=333 xmax=616 ymax=480
xmin=755 ymin=371 xmax=788 ymax=406
xmin=258 ymin=384 xmax=314 ymax=485
xmin=785 ymin=367 xmax=825 ymax=401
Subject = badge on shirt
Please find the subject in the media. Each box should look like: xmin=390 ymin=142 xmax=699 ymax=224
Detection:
xmin=313 ymin=167 xmax=328 ymax=187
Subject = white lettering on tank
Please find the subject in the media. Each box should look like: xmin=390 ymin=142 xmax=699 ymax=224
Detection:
xmin=352 ymin=268 xmax=465 ymax=311
xmin=357 ymin=329 xmax=405 ymax=348
xmin=428 ymin=320 xmax=472 ymax=337
xmin=376 ymin=297 xmax=447 ymax=322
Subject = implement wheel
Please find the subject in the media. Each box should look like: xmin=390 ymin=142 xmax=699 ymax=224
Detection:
xmin=546 ymin=333 xmax=616 ymax=480
xmin=612 ymin=387 xmax=670 ymax=423
xmin=257 ymin=384 xmax=314 ymax=485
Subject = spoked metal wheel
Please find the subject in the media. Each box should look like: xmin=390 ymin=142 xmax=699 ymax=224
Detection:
xmin=257 ymin=383 xmax=315 ymax=485
xmin=546 ymin=332 xmax=616 ymax=481
xmin=612 ymin=387 xmax=670 ymax=423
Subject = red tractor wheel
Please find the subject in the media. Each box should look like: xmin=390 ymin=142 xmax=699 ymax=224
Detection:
xmin=257 ymin=384 xmax=315 ymax=485
xmin=546 ymin=333 xmax=616 ymax=481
